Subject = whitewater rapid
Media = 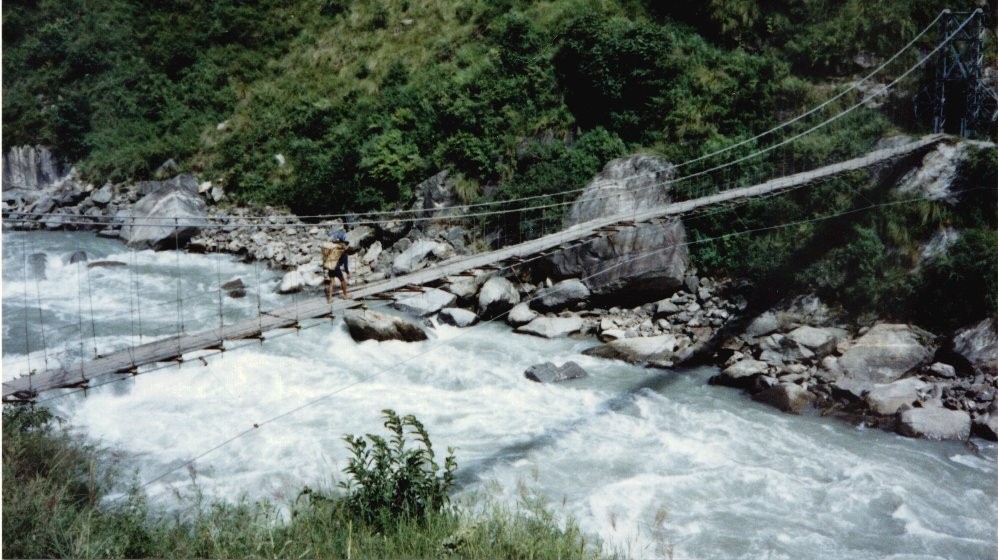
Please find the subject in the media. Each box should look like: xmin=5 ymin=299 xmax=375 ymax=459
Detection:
xmin=4 ymin=231 xmax=996 ymax=559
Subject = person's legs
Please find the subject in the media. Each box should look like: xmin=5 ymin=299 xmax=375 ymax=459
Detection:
xmin=326 ymin=271 xmax=335 ymax=302
xmin=334 ymin=269 xmax=349 ymax=299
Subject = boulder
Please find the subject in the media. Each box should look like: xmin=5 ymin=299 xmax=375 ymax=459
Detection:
xmin=411 ymin=170 xmax=461 ymax=218
xmin=758 ymin=333 xmax=813 ymax=364
xmin=515 ymin=316 xmax=584 ymax=339
xmin=392 ymin=288 xmax=457 ymax=317
xmin=927 ymin=362 xmax=957 ymax=378
xmin=540 ymin=155 xmax=687 ymax=301
xmin=830 ymin=377 xmax=871 ymax=402
xmin=745 ymin=311 xmax=780 ymax=338
xmin=950 ymin=318 xmax=998 ymax=376
xmin=344 ymin=309 xmax=428 ymax=342
xmin=222 ymin=278 xmax=246 ymax=299
xmin=90 ymin=184 xmax=113 ymax=205
xmin=392 ymin=240 xmax=453 ymax=275
xmin=119 ymin=174 xmax=208 ymax=250
xmin=710 ymin=359 xmax=769 ymax=389
xmin=583 ymin=334 xmax=683 ymax=369
xmin=972 ymin=414 xmax=998 ymax=441
xmin=277 ymin=267 xmax=323 ymax=294
xmin=786 ymin=326 xmax=842 ymax=357
xmin=477 ymin=276 xmax=520 ymax=318
xmin=653 ymin=299 xmax=680 ymax=318
xmin=599 ymin=328 xmax=627 ymax=342
xmin=346 ymin=225 xmax=374 ymax=249
xmin=864 ymin=377 xmax=930 ymax=416
xmin=531 ymin=279 xmax=590 ymax=312
xmin=838 ymin=324 xmax=932 ymax=384
xmin=362 ymin=240 xmax=383 ymax=265
xmin=897 ymin=406 xmax=971 ymax=440
xmin=438 ymin=307 xmax=478 ymax=328
xmin=524 ymin=361 xmax=589 ymax=383
xmin=506 ymin=302 xmax=538 ymax=327
xmin=752 ymin=382 xmax=814 ymax=414
xmin=444 ymin=275 xmax=480 ymax=302
xmin=68 ymin=250 xmax=88 ymax=264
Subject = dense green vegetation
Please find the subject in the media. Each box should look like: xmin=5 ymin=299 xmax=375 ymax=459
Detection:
xmin=4 ymin=0 xmax=983 ymax=209
xmin=3 ymin=0 xmax=994 ymax=329
xmin=3 ymin=405 xmax=612 ymax=559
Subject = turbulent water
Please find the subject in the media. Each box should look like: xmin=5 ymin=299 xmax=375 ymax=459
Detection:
xmin=4 ymin=231 xmax=997 ymax=560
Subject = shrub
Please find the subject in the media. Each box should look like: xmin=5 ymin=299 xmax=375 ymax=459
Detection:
xmin=339 ymin=409 xmax=456 ymax=528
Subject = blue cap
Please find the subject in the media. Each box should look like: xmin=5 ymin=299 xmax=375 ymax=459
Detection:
xmin=328 ymin=230 xmax=346 ymax=242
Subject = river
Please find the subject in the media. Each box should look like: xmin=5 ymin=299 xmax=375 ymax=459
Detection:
xmin=3 ymin=230 xmax=996 ymax=559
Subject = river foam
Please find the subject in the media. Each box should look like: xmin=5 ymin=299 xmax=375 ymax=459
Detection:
xmin=4 ymin=231 xmax=997 ymax=559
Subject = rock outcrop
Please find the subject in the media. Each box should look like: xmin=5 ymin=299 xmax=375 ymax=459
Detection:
xmin=540 ymin=155 xmax=687 ymax=302
xmin=119 ymin=174 xmax=207 ymax=250
xmin=524 ymin=361 xmax=588 ymax=383
xmin=344 ymin=309 xmax=428 ymax=342
xmin=838 ymin=324 xmax=932 ymax=384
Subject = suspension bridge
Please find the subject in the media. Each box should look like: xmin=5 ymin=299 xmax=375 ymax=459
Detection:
xmin=2 ymin=132 xmax=949 ymax=400
xmin=4 ymin=7 xmax=994 ymax=402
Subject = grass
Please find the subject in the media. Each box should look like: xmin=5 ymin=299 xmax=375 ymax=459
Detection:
xmin=2 ymin=405 xmax=617 ymax=559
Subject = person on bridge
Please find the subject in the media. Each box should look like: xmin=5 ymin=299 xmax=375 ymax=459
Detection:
xmin=321 ymin=230 xmax=350 ymax=303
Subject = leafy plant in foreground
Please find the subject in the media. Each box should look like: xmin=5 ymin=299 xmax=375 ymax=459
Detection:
xmin=339 ymin=409 xmax=457 ymax=528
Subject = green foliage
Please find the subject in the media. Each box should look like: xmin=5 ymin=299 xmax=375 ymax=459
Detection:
xmin=339 ymin=409 xmax=457 ymax=528
xmin=915 ymin=228 xmax=998 ymax=331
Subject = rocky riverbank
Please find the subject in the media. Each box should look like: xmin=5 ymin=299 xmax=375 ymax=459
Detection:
xmin=4 ymin=144 xmax=996 ymax=443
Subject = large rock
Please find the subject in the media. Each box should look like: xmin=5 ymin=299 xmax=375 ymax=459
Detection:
xmin=524 ymin=361 xmax=589 ymax=383
xmin=531 ymin=279 xmax=590 ymax=312
xmin=758 ymin=333 xmax=814 ymax=364
xmin=786 ymin=326 xmax=842 ymax=357
xmin=897 ymin=406 xmax=971 ymax=440
xmin=515 ymin=316 xmax=584 ymax=338
xmin=119 ymin=174 xmax=207 ymax=250
xmin=583 ymin=334 xmax=683 ymax=369
xmin=711 ymin=359 xmax=769 ymax=389
xmin=838 ymin=324 xmax=932 ymax=384
xmin=752 ymin=382 xmax=814 ymax=414
xmin=344 ymin=309 xmax=428 ymax=342
xmin=541 ymin=155 xmax=687 ymax=301
xmin=392 ymin=288 xmax=457 ymax=317
xmin=506 ymin=302 xmax=538 ymax=327
xmin=895 ymin=142 xmax=974 ymax=204
xmin=411 ymin=170 xmax=461 ymax=219
xmin=444 ymin=275 xmax=481 ymax=302
xmin=864 ymin=377 xmax=930 ymax=416
xmin=438 ymin=307 xmax=478 ymax=327
xmin=950 ymin=318 xmax=998 ymax=376
xmin=745 ymin=311 xmax=780 ymax=338
xmin=973 ymin=414 xmax=998 ymax=441
xmin=477 ymin=276 xmax=520 ymax=318
xmin=277 ymin=267 xmax=324 ymax=294
xmin=392 ymin=240 xmax=453 ymax=275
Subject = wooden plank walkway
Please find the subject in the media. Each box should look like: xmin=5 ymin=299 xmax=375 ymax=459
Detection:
xmin=2 ymin=134 xmax=947 ymax=399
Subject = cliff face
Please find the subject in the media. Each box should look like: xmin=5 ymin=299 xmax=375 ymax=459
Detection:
xmin=2 ymin=145 xmax=70 ymax=191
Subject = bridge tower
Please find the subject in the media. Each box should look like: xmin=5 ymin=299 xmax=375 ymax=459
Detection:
xmin=917 ymin=8 xmax=998 ymax=138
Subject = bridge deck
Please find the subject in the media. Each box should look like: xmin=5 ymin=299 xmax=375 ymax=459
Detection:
xmin=2 ymin=134 xmax=947 ymax=399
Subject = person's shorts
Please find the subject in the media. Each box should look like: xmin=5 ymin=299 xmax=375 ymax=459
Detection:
xmin=325 ymin=266 xmax=345 ymax=280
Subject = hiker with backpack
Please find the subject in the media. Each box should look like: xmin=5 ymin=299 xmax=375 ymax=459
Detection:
xmin=321 ymin=230 xmax=350 ymax=302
